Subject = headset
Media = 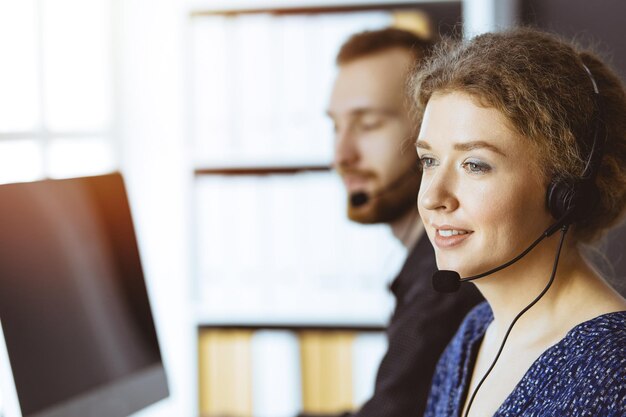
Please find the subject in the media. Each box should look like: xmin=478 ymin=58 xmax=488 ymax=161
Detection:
xmin=438 ymin=62 xmax=608 ymax=417
xmin=433 ymin=62 xmax=607 ymax=294
xmin=546 ymin=63 xmax=606 ymax=227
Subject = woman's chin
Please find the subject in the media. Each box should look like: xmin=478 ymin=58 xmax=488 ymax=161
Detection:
xmin=435 ymin=258 xmax=484 ymax=278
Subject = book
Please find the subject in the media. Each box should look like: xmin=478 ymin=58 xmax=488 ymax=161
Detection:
xmin=299 ymin=331 xmax=355 ymax=414
xmin=198 ymin=329 xmax=253 ymax=417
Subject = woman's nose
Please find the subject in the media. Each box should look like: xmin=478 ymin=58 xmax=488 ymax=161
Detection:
xmin=419 ymin=168 xmax=459 ymax=213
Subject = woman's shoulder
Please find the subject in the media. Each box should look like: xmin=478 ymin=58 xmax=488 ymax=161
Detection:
xmin=541 ymin=311 xmax=626 ymax=394
xmin=560 ymin=310 xmax=626 ymax=370
xmin=530 ymin=311 xmax=626 ymax=414
xmin=566 ymin=310 xmax=626 ymax=348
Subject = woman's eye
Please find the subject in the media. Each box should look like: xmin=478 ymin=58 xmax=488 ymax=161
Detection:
xmin=419 ymin=157 xmax=437 ymax=169
xmin=462 ymin=160 xmax=491 ymax=174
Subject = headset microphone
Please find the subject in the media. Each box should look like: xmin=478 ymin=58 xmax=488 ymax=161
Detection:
xmin=442 ymin=63 xmax=607 ymax=417
xmin=349 ymin=167 xmax=419 ymax=208
xmin=350 ymin=191 xmax=369 ymax=207
xmin=432 ymin=218 xmax=567 ymax=293
xmin=432 ymin=270 xmax=463 ymax=293
xmin=433 ymin=64 xmax=605 ymax=297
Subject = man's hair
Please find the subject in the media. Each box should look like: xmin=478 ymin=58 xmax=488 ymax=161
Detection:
xmin=336 ymin=27 xmax=434 ymax=65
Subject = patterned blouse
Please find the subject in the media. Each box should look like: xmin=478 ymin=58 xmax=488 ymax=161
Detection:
xmin=425 ymin=302 xmax=626 ymax=417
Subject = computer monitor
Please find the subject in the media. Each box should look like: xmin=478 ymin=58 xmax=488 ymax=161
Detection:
xmin=0 ymin=173 xmax=169 ymax=417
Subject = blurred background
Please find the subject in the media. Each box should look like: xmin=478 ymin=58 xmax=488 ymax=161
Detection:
xmin=0 ymin=0 xmax=625 ymax=416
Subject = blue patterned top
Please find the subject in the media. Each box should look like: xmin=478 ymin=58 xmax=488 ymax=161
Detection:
xmin=425 ymin=302 xmax=626 ymax=417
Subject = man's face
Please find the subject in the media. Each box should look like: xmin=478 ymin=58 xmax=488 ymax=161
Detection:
xmin=327 ymin=48 xmax=420 ymax=224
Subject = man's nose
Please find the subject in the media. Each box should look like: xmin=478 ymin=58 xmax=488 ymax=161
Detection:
xmin=333 ymin=127 xmax=360 ymax=169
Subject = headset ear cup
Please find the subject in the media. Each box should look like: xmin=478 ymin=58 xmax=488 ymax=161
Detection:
xmin=547 ymin=178 xmax=576 ymax=220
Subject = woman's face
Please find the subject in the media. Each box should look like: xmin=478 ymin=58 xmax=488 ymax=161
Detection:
xmin=416 ymin=92 xmax=554 ymax=277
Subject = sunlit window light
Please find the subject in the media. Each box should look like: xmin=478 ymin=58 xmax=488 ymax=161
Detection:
xmin=0 ymin=140 xmax=44 ymax=184
xmin=47 ymin=138 xmax=116 ymax=179
xmin=41 ymin=0 xmax=112 ymax=132
xmin=0 ymin=0 xmax=40 ymax=133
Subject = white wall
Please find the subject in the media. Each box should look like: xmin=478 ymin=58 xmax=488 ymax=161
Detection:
xmin=116 ymin=0 xmax=195 ymax=416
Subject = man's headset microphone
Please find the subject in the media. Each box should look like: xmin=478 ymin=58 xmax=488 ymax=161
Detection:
xmin=349 ymin=167 xmax=420 ymax=208
xmin=428 ymin=63 xmax=607 ymax=417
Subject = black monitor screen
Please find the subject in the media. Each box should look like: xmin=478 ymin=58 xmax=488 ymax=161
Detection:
xmin=0 ymin=173 xmax=168 ymax=417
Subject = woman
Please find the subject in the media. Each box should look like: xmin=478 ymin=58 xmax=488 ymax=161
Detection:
xmin=412 ymin=28 xmax=626 ymax=417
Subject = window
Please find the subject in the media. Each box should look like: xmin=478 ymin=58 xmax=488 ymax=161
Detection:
xmin=0 ymin=0 xmax=117 ymax=184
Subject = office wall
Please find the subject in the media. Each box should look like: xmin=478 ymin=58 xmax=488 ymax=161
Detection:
xmin=521 ymin=0 xmax=626 ymax=292
xmin=522 ymin=0 xmax=626 ymax=80
xmin=116 ymin=0 xmax=195 ymax=416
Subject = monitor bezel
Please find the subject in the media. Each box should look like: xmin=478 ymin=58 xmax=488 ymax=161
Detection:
xmin=0 ymin=173 xmax=169 ymax=417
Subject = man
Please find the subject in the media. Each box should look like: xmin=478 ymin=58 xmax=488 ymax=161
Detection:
xmin=325 ymin=28 xmax=483 ymax=417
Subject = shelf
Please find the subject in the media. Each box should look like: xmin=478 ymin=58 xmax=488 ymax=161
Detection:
xmin=189 ymin=0 xmax=460 ymax=16
xmin=197 ymin=322 xmax=385 ymax=331
xmin=194 ymin=164 xmax=331 ymax=176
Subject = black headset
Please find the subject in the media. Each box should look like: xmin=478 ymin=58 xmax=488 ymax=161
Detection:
xmin=545 ymin=63 xmax=607 ymax=228
xmin=461 ymin=62 xmax=608 ymax=417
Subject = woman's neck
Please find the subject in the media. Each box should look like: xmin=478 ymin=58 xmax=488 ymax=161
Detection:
xmin=472 ymin=236 xmax=625 ymax=346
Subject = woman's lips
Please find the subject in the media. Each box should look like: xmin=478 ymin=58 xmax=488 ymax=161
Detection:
xmin=433 ymin=227 xmax=473 ymax=248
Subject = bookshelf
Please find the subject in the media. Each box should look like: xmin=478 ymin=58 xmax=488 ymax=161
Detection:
xmin=187 ymin=2 xmax=462 ymax=416
xmin=196 ymin=324 xmax=387 ymax=417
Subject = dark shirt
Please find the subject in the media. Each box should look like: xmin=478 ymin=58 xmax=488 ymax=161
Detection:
xmin=309 ymin=232 xmax=481 ymax=417
xmin=425 ymin=302 xmax=626 ymax=417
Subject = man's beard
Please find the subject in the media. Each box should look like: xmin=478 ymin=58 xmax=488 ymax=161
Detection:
xmin=347 ymin=177 xmax=419 ymax=224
